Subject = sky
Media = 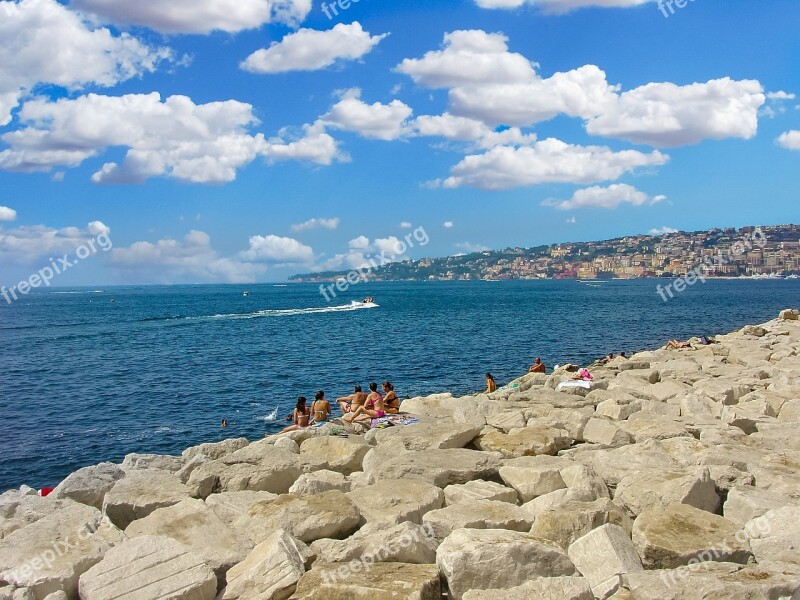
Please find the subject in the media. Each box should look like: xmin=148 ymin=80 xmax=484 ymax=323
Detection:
xmin=0 ymin=0 xmax=798 ymax=286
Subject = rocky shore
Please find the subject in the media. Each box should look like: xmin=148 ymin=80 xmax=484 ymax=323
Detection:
xmin=2 ymin=309 xmax=800 ymax=599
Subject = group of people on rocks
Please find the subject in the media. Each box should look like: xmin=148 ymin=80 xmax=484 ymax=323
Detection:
xmin=280 ymin=382 xmax=401 ymax=433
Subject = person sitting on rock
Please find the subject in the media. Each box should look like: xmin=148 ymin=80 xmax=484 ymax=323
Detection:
xmin=337 ymin=386 xmax=367 ymax=414
xmin=311 ymin=390 xmax=331 ymax=424
xmin=484 ymin=373 xmax=497 ymax=393
xmin=344 ymin=383 xmax=386 ymax=423
xmin=529 ymin=357 xmax=546 ymax=373
xmin=383 ymin=382 xmax=400 ymax=414
xmin=281 ymin=397 xmax=311 ymax=433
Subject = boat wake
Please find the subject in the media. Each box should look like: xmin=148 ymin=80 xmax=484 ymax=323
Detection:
xmin=206 ymin=301 xmax=379 ymax=321
xmin=259 ymin=407 xmax=280 ymax=422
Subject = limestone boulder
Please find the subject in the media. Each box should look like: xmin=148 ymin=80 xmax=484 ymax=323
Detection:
xmin=779 ymin=309 xmax=799 ymax=320
xmin=182 ymin=438 xmax=249 ymax=461
xmin=345 ymin=479 xmax=444 ymax=525
xmin=582 ymin=419 xmax=632 ymax=447
xmin=591 ymin=439 xmax=683 ymax=487
xmin=723 ymin=486 xmax=798 ymax=527
xmin=125 ymin=498 xmax=252 ymax=579
xmin=617 ymin=418 xmax=693 ymax=442
xmin=310 ymin=521 xmax=438 ymax=565
xmin=436 ymin=528 xmax=576 ymax=599
xmin=219 ymin=530 xmax=309 ymax=600
xmin=742 ymin=506 xmax=800 ymax=564
xmin=233 ymin=490 xmax=360 ymax=544
xmin=530 ymin=499 xmax=632 ymax=550
xmin=624 ymin=562 xmax=800 ymax=600
xmin=461 ymin=577 xmax=593 ymax=600
xmin=51 ymin=463 xmax=125 ymax=510
xmin=291 ymin=562 xmax=441 ymax=599
xmin=632 ymin=504 xmax=752 ymax=569
xmin=367 ymin=423 xmax=481 ymax=450
xmin=289 ymin=470 xmax=351 ymax=495
xmin=0 ymin=502 xmax=124 ymax=599
xmin=443 ymin=480 xmax=517 ymax=506
xmin=204 ymin=491 xmax=277 ymax=529
xmin=363 ymin=445 xmax=501 ymax=488
xmin=613 ymin=468 xmax=720 ymax=518
xmin=499 ymin=456 xmax=568 ymax=502
xmin=187 ymin=442 xmax=302 ymax=499
xmin=567 ymin=524 xmax=644 ymax=600
xmin=422 ymin=500 xmax=533 ymax=541
xmin=102 ymin=469 xmax=191 ymax=529
xmin=299 ymin=437 xmax=371 ymax=476
xmin=474 ymin=426 xmax=571 ymax=458
xmin=559 ymin=464 xmax=611 ymax=500
xmin=0 ymin=495 xmax=77 ymax=540
xmin=595 ymin=399 xmax=642 ymax=421
xmin=520 ymin=488 xmax=597 ymax=520
xmin=273 ymin=436 xmax=300 ymax=454
xmin=78 ymin=535 xmax=217 ymax=600
xmin=692 ymin=379 xmax=751 ymax=405
xmin=121 ymin=453 xmax=183 ymax=474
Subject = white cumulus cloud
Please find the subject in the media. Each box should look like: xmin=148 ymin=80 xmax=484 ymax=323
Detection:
xmin=110 ymin=231 xmax=265 ymax=283
xmin=70 ymin=0 xmax=312 ymax=34
xmin=0 ymin=206 xmax=17 ymax=222
xmin=543 ymin=183 xmax=666 ymax=210
xmin=438 ymin=139 xmax=668 ymax=190
xmin=241 ymin=22 xmax=387 ymax=74
xmin=777 ymin=130 xmax=800 ymax=151
xmin=474 ymin=0 xmax=653 ymax=13
xmin=320 ymin=89 xmax=413 ymax=141
xmin=291 ymin=217 xmax=340 ymax=233
xmin=0 ymin=220 xmax=110 ymax=263
xmin=240 ymin=235 xmax=315 ymax=264
xmin=0 ymin=93 xmax=344 ymax=183
xmin=649 ymin=226 xmax=679 ymax=235
xmin=0 ymin=0 xmax=171 ymax=125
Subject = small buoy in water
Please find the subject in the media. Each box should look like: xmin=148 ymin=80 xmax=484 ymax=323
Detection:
xmin=221 ymin=418 xmax=228 ymax=429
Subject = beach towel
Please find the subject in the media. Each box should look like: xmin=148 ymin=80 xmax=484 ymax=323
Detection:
xmin=558 ymin=380 xmax=593 ymax=390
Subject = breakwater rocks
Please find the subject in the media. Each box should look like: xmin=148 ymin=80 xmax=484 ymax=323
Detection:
xmin=2 ymin=309 xmax=800 ymax=599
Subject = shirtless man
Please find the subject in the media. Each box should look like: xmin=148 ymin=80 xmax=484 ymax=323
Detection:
xmin=337 ymin=386 xmax=367 ymax=414
xmin=529 ymin=358 xmax=546 ymax=373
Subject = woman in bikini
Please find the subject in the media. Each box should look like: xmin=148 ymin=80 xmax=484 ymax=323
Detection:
xmin=344 ymin=382 xmax=385 ymax=423
xmin=383 ymin=381 xmax=400 ymax=414
xmin=484 ymin=373 xmax=497 ymax=394
xmin=311 ymin=390 xmax=331 ymax=424
xmin=280 ymin=397 xmax=311 ymax=433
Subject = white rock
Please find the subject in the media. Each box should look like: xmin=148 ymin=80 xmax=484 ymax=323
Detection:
xmin=102 ymin=469 xmax=190 ymax=529
xmin=51 ymin=463 xmax=125 ymax=510
xmin=568 ymin=524 xmax=644 ymax=600
xmin=346 ymin=479 xmax=444 ymax=525
xmin=121 ymin=454 xmax=182 ymax=473
xmin=125 ymin=498 xmax=252 ymax=579
xmin=299 ymin=436 xmax=371 ymax=476
xmin=436 ymin=528 xmax=576 ymax=599
xmin=499 ymin=457 xmax=567 ymax=503
xmin=292 ymin=562 xmax=441 ymax=599
xmin=78 ymin=535 xmax=217 ymax=600
xmin=531 ymin=499 xmax=632 ymax=550
xmin=613 ymin=468 xmax=720 ymax=518
xmin=233 ymin=490 xmax=360 ymax=544
xmin=204 ymin=491 xmax=277 ymax=529
xmin=182 ymin=438 xmax=249 ymax=461
xmin=443 ymin=480 xmax=518 ymax=506
xmin=310 ymin=521 xmax=438 ymax=565
xmin=220 ymin=530 xmax=309 ymax=600
xmin=461 ymin=577 xmax=593 ymax=600
xmin=368 ymin=423 xmax=481 ymax=450
xmin=632 ymin=504 xmax=752 ymax=569
xmin=582 ymin=419 xmax=632 ymax=447
xmin=422 ymin=500 xmax=533 ymax=541
xmin=723 ymin=486 xmax=798 ymax=527
xmin=289 ymin=470 xmax=351 ymax=495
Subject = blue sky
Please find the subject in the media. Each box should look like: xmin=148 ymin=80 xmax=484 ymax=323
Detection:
xmin=0 ymin=0 xmax=798 ymax=285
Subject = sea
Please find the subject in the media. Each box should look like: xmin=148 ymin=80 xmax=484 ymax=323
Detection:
xmin=1 ymin=279 xmax=798 ymax=492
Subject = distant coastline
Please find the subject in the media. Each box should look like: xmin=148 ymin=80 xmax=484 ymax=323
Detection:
xmin=291 ymin=224 xmax=799 ymax=283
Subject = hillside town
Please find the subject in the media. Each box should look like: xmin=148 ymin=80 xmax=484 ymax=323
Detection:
xmin=292 ymin=224 xmax=800 ymax=282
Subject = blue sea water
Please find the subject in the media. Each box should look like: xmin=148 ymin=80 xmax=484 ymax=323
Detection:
xmin=1 ymin=279 xmax=798 ymax=492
